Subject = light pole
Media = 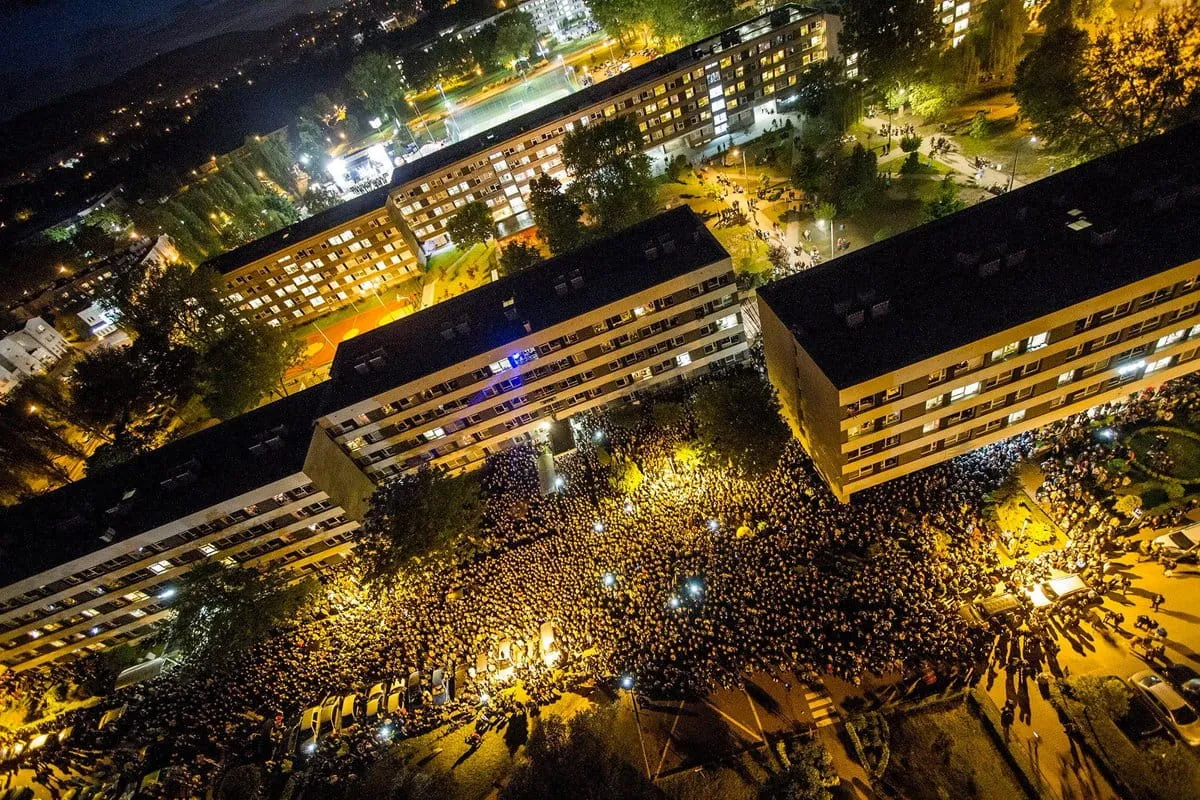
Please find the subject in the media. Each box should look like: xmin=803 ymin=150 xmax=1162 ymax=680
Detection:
xmin=1008 ymin=135 xmax=1036 ymax=192
xmin=817 ymin=217 xmax=833 ymax=257
xmin=407 ymin=96 xmax=433 ymax=143
xmin=730 ymin=147 xmax=747 ymax=178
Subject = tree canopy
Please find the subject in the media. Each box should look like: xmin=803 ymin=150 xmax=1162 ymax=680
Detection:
xmin=163 ymin=561 xmax=317 ymax=662
xmin=922 ymin=176 xmax=966 ymax=221
xmin=839 ymin=0 xmax=945 ymax=87
xmin=561 ymin=116 xmax=658 ymax=234
xmin=1015 ymin=7 xmax=1200 ymax=157
xmin=357 ymin=467 xmax=483 ymax=592
xmin=528 ymin=174 xmax=588 ymax=254
xmin=499 ymin=241 xmax=544 ymax=276
xmin=692 ymin=365 xmax=790 ymax=476
xmin=446 ymin=201 xmax=496 ymax=248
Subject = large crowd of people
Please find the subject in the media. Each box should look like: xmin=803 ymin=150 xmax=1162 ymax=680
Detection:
xmin=5 ymin=371 xmax=1200 ymax=797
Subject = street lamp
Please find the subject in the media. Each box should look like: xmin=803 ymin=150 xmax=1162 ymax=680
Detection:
xmin=816 ymin=217 xmax=834 ymax=256
xmin=1008 ymin=135 xmax=1037 ymax=192
xmin=407 ymin=96 xmax=433 ymax=142
xmin=730 ymin=147 xmax=747 ymax=178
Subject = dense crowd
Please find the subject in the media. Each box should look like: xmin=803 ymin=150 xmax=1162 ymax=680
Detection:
xmin=6 ymin=373 xmax=1200 ymax=797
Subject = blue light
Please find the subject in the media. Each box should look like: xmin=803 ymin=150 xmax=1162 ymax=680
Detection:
xmin=687 ymin=579 xmax=703 ymax=597
xmin=602 ymin=572 xmax=616 ymax=588
xmin=707 ymin=519 xmax=719 ymax=532
xmin=620 ymin=675 xmax=635 ymax=690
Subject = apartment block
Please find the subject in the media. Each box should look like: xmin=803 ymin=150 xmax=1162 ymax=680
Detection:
xmin=0 ymin=388 xmax=359 ymax=672
xmin=758 ymin=123 xmax=1200 ymax=502
xmin=203 ymin=186 xmax=420 ymax=329
xmin=200 ymin=6 xmax=834 ymax=322
xmin=313 ymin=206 xmax=747 ymax=483
xmin=388 ymin=5 xmax=837 ymax=258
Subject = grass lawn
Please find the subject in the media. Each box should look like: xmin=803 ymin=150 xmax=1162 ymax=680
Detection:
xmin=885 ymin=703 xmax=1032 ymax=800
xmin=1126 ymin=426 xmax=1200 ymax=483
xmin=711 ymin=223 xmax=772 ymax=276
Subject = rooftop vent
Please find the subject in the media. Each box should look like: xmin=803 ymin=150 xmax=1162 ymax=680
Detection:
xmin=845 ymin=309 xmax=866 ymax=328
xmin=832 ymin=299 xmax=853 ymax=316
xmin=856 ymin=288 xmax=876 ymax=306
xmin=554 ymin=278 xmax=569 ymax=296
xmin=454 ymin=318 xmax=470 ymax=336
xmin=1154 ymin=192 xmax=1178 ymax=212
xmin=502 ymin=296 xmax=518 ymax=322
xmin=657 ymin=233 xmax=677 ymax=254
xmin=99 ymin=528 xmax=116 ymax=543
xmin=870 ymin=299 xmax=891 ymax=318
xmin=569 ymin=269 xmax=584 ymax=290
xmin=955 ymin=250 xmax=980 ymax=266
xmin=1090 ymin=226 xmax=1118 ymax=247
xmin=438 ymin=323 xmax=455 ymax=342
xmin=643 ymin=242 xmax=660 ymax=261
xmin=979 ymin=258 xmax=1001 ymax=278
xmin=1004 ymin=249 xmax=1027 ymax=267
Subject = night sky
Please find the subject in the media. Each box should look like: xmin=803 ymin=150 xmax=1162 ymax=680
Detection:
xmin=0 ymin=0 xmax=348 ymax=120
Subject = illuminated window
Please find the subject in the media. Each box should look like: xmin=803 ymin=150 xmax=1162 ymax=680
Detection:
xmin=1157 ymin=329 xmax=1186 ymax=349
xmin=991 ymin=341 xmax=1019 ymax=361
xmin=922 ymin=419 xmax=940 ymax=433
xmin=1026 ymin=332 xmax=1049 ymax=351
xmin=423 ymin=427 xmax=446 ymax=441
xmin=676 ymin=353 xmax=692 ymax=368
xmin=1145 ymin=356 xmax=1174 ymax=375
xmin=1058 ymin=370 xmax=1075 ymax=386
xmin=949 ymin=382 xmax=980 ymax=402
xmin=148 ymin=560 xmax=172 ymax=575
xmin=1007 ymin=409 xmax=1026 ymax=424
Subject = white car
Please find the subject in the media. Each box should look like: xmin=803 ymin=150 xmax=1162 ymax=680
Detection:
xmin=363 ymin=682 xmax=387 ymax=720
xmin=1153 ymin=524 xmax=1200 ymax=559
xmin=1131 ymin=670 xmax=1200 ymax=746
xmin=335 ymin=693 xmax=360 ymax=732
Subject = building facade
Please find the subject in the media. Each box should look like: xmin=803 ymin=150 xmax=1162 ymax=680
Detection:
xmin=312 ymin=207 xmax=747 ymax=482
xmin=203 ymin=6 xmax=835 ymax=324
xmin=0 ymin=317 xmax=72 ymax=397
xmin=388 ymin=5 xmax=836 ymax=258
xmin=204 ymin=187 xmax=420 ymax=329
xmin=758 ymin=124 xmax=1200 ymax=502
xmin=0 ymin=208 xmax=741 ymax=671
xmin=0 ymin=388 xmax=359 ymax=672
xmin=517 ymin=0 xmax=594 ymax=38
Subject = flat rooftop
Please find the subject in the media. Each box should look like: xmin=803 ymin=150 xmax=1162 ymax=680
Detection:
xmin=757 ymin=122 xmax=1200 ymax=390
xmin=321 ymin=206 xmax=729 ymax=412
xmin=0 ymin=385 xmax=328 ymax=587
xmin=388 ymin=4 xmax=820 ymax=189
xmin=200 ymin=183 xmax=393 ymax=276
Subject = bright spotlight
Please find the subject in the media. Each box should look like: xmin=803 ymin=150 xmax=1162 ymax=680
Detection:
xmin=602 ymin=572 xmax=616 ymax=588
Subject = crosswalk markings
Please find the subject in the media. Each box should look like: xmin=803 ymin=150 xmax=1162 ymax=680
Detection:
xmin=805 ymin=689 xmax=839 ymax=728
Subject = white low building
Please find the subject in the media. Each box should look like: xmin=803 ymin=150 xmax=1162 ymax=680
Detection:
xmin=77 ymin=301 xmax=119 ymax=339
xmin=0 ymin=317 xmax=71 ymax=397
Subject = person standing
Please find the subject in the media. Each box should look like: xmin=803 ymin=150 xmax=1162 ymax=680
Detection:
xmin=1151 ymin=592 xmax=1165 ymax=612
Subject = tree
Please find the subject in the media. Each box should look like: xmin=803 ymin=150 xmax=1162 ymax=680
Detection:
xmin=101 ymin=262 xmax=301 ymax=426
xmin=493 ymin=11 xmax=538 ymax=67
xmin=358 ymin=467 xmax=483 ymax=592
xmin=501 ymin=707 xmax=662 ymax=800
xmin=561 ymin=116 xmax=657 ymax=234
xmin=499 ymin=241 xmax=543 ymax=276
xmin=975 ymin=0 xmax=1029 ymax=82
xmin=898 ymin=135 xmax=923 ymax=153
xmin=69 ymin=342 xmax=190 ymax=443
xmin=692 ymin=366 xmax=790 ymax=476
xmin=1071 ymin=675 xmax=1129 ymax=722
xmin=194 ymin=321 xmax=301 ymax=419
xmin=446 ymin=201 xmax=496 ymax=248
xmin=163 ymin=561 xmax=316 ymax=662
xmin=923 ymin=176 xmax=965 ymax=221
xmin=760 ymin=740 xmax=837 ymax=800
xmin=1015 ymin=7 xmax=1200 ymax=157
xmin=303 ymin=184 xmax=342 ymax=214
xmin=528 ymin=174 xmax=587 ymax=254
xmin=814 ymin=201 xmax=837 ymax=230
xmin=839 ymin=0 xmax=945 ymax=87
xmin=347 ymin=51 xmax=409 ymax=124
xmin=820 ymin=144 xmax=878 ymax=215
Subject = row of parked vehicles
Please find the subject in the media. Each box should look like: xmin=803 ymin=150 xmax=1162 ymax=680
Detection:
xmin=0 ymin=725 xmax=75 ymax=772
xmin=287 ymin=623 xmax=562 ymax=758
xmin=964 ymin=573 xmax=1097 ymax=625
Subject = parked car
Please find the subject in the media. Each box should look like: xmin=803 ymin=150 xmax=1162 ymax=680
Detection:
xmin=1131 ymin=670 xmax=1200 ymax=746
xmin=1117 ymin=691 xmax=1165 ymax=741
xmin=963 ymin=593 xmax=1021 ymax=625
xmin=1153 ymin=523 xmax=1200 ymax=561
xmin=335 ymin=693 xmax=360 ymax=732
xmin=362 ymin=682 xmax=388 ymax=720
xmin=385 ymin=679 xmax=406 ymax=715
xmin=1026 ymin=575 xmax=1093 ymax=608
xmin=1163 ymin=664 xmax=1200 ymax=705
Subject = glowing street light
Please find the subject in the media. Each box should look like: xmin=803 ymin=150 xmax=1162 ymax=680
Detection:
xmin=602 ymin=572 xmax=617 ymax=588
xmin=593 ymin=521 xmax=605 ymax=533
xmin=624 ymin=500 xmax=635 ymax=515
xmin=620 ymin=674 xmax=635 ymax=690
xmin=668 ymin=595 xmax=681 ymax=609
xmin=729 ymin=147 xmax=747 ymax=178
xmin=707 ymin=519 xmax=719 ymax=532
xmin=687 ymin=579 xmax=704 ymax=598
